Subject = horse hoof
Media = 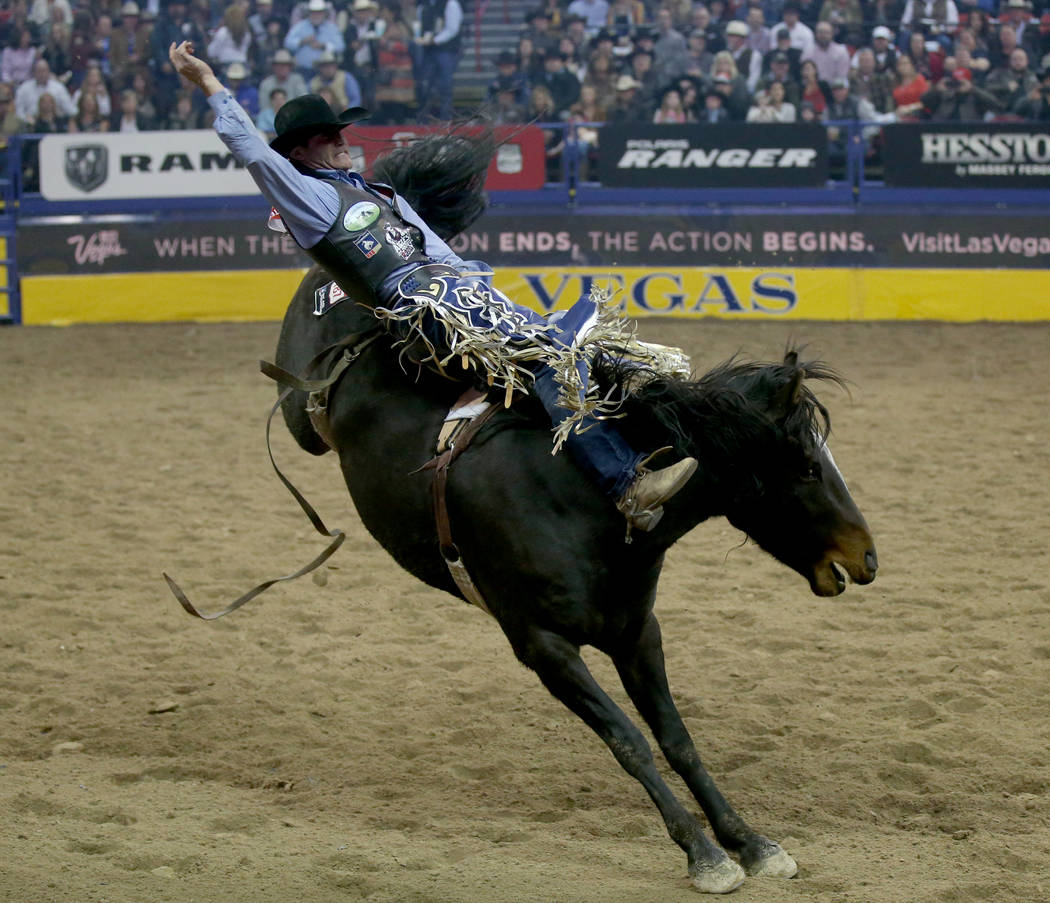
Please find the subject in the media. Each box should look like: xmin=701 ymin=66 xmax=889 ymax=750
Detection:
xmin=744 ymin=844 xmax=798 ymax=879
xmin=690 ymin=858 xmax=746 ymax=894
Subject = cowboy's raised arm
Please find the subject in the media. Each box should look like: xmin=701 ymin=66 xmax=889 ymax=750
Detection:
xmin=168 ymin=41 xmax=224 ymax=97
xmin=167 ymin=41 xmax=339 ymax=247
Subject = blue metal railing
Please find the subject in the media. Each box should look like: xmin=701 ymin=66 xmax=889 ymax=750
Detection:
xmin=0 ymin=138 xmax=19 ymax=325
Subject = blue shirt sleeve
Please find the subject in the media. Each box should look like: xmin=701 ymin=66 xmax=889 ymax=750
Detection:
xmin=208 ymin=90 xmax=338 ymax=248
xmin=208 ymin=90 xmax=470 ymax=267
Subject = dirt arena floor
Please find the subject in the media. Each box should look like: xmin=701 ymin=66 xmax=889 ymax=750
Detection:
xmin=2 ymin=317 xmax=1048 ymax=903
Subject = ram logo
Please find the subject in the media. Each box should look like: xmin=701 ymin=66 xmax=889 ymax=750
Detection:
xmin=65 ymin=145 xmax=108 ymax=193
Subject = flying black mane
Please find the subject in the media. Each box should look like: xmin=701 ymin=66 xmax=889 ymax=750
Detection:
xmin=371 ymin=129 xmax=495 ymax=241
xmin=599 ymin=351 xmax=846 ymax=462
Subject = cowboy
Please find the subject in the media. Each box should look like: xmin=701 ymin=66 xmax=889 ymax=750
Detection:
xmin=167 ymin=40 xmax=698 ymax=534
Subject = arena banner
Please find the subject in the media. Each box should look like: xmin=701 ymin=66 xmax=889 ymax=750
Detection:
xmin=39 ymin=130 xmax=257 ymax=200
xmin=883 ymin=123 xmax=1050 ymax=188
xmin=17 ymin=211 xmax=1050 ymax=276
xmin=20 ymin=266 xmax=1050 ymax=324
xmin=38 ymin=126 xmax=545 ymax=201
xmin=596 ymin=123 xmax=828 ymax=188
xmin=343 ymin=125 xmax=546 ymax=190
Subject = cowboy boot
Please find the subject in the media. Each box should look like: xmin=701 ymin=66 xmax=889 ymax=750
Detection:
xmin=616 ymin=449 xmax=698 ymax=533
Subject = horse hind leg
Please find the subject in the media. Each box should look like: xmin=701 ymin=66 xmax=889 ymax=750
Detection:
xmin=610 ymin=613 xmax=798 ymax=881
xmin=512 ymin=626 xmax=745 ymax=894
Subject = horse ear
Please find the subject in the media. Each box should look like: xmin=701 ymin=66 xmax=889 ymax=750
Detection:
xmin=784 ymin=349 xmax=799 ymax=368
xmin=770 ymin=367 xmax=804 ymax=422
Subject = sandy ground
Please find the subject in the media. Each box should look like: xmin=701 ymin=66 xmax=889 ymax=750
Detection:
xmin=1 ymin=318 xmax=1049 ymax=903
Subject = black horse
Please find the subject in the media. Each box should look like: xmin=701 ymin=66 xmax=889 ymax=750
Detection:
xmin=273 ymin=260 xmax=877 ymax=893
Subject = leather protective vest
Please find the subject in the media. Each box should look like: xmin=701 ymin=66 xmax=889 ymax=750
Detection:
xmin=306 ymin=179 xmax=430 ymax=299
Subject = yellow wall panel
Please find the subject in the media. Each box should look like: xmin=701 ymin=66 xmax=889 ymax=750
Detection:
xmin=20 ymin=266 xmax=1050 ymax=325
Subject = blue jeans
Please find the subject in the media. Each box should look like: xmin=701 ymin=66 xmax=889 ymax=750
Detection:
xmin=530 ymin=362 xmax=642 ymax=499
xmin=387 ymin=272 xmax=641 ymax=499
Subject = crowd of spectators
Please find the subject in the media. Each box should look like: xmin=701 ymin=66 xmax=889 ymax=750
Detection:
xmin=0 ymin=0 xmax=1048 ymax=181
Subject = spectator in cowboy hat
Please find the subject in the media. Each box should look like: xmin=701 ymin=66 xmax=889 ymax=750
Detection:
xmin=627 ymin=46 xmax=661 ymax=106
xmin=109 ymin=1 xmax=151 ymax=87
xmin=259 ymin=48 xmax=308 ymax=111
xmin=606 ymin=72 xmax=649 ymax=121
xmin=700 ymin=86 xmax=730 ymax=122
xmin=254 ymin=12 xmax=290 ymax=70
xmin=1003 ymin=0 xmax=1040 ymax=58
xmin=309 ymin=49 xmax=362 ymax=110
xmin=487 ymin=49 xmax=529 ymax=105
xmin=683 ymin=28 xmax=714 ymax=80
xmin=773 ymin=2 xmax=815 ymax=55
xmin=226 ymin=61 xmax=260 ymax=117
xmin=562 ymin=14 xmax=589 ymax=54
xmin=344 ymin=0 xmax=382 ymax=109
xmin=687 ymin=5 xmax=723 ymax=54
xmin=533 ymin=48 xmax=581 ymax=118
xmin=763 ymin=26 xmax=802 ymax=80
xmin=286 ymin=0 xmax=345 ymax=77
xmin=723 ymin=19 xmax=762 ymax=92
xmin=522 ymin=8 xmax=558 ymax=56
xmin=756 ymin=49 xmax=802 ymax=105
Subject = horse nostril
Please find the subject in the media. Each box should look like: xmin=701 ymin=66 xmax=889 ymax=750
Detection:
xmin=864 ymin=548 xmax=878 ymax=574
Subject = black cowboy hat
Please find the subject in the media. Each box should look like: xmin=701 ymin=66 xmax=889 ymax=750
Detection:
xmin=270 ymin=94 xmax=370 ymax=156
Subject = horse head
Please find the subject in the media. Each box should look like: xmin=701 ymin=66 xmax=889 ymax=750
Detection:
xmin=717 ymin=350 xmax=878 ymax=596
xmin=622 ymin=349 xmax=877 ymax=597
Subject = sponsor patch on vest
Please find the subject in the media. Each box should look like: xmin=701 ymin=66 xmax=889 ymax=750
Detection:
xmin=313 ymin=280 xmax=348 ymax=317
xmin=342 ymin=201 xmax=381 ymax=231
xmin=352 ymin=231 xmax=381 ymax=258
xmin=385 ymin=224 xmax=416 ymax=260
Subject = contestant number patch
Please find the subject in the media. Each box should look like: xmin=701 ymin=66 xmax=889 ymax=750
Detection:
xmin=313 ymin=281 xmax=348 ymax=317
xmin=353 ymin=231 xmax=381 ymax=258
xmin=343 ymin=201 xmax=380 ymax=231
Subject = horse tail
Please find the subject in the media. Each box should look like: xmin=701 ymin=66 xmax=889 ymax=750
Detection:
xmin=372 ymin=126 xmax=495 ymax=241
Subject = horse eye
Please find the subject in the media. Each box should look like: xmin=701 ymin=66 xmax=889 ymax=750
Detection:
xmin=802 ymin=461 xmax=821 ymax=482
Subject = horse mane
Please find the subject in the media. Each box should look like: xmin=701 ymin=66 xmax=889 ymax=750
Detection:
xmin=371 ymin=127 xmax=495 ymax=241
xmin=599 ymin=349 xmax=846 ymax=461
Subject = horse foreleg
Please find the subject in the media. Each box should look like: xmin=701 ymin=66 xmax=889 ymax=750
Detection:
xmin=611 ymin=613 xmax=798 ymax=880
xmin=512 ymin=626 xmax=745 ymax=894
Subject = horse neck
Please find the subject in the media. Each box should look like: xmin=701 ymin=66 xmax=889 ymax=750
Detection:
xmin=635 ymin=391 xmax=765 ymax=548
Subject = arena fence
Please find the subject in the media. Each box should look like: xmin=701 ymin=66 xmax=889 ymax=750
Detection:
xmin=0 ymin=150 xmax=18 ymax=326
xmin=5 ymin=122 xmax=1049 ymax=325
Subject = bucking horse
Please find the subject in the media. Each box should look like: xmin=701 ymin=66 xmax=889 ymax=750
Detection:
xmin=174 ymin=133 xmax=878 ymax=893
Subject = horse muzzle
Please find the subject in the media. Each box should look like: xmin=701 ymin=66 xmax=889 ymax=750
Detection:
xmin=809 ymin=544 xmax=878 ymax=597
